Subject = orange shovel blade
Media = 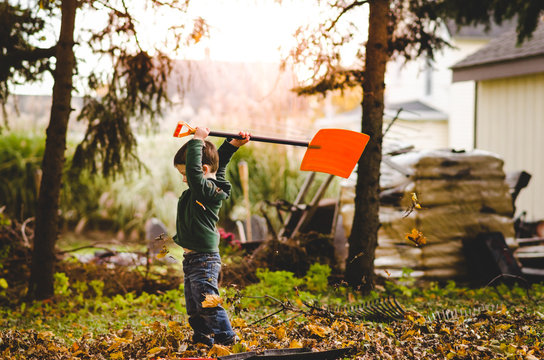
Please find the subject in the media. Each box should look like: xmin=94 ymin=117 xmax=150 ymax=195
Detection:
xmin=300 ymin=129 xmax=370 ymax=178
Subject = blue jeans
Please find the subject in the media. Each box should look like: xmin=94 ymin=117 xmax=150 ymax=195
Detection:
xmin=182 ymin=251 xmax=235 ymax=344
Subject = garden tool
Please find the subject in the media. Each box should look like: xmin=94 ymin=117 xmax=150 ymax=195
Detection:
xmin=237 ymin=160 xmax=252 ymax=242
xmin=173 ymin=121 xmax=370 ymax=178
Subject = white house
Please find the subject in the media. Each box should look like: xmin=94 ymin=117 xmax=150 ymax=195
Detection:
xmin=317 ymin=20 xmax=515 ymax=152
xmin=451 ymin=21 xmax=544 ymax=221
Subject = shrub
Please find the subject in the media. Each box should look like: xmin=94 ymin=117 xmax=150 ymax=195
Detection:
xmin=0 ymin=132 xmax=44 ymax=220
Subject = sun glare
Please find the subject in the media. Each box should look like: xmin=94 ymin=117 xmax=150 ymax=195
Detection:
xmin=13 ymin=0 xmax=368 ymax=95
xmin=140 ymin=0 xmax=323 ymax=63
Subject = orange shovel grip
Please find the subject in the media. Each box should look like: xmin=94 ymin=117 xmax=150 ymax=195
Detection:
xmin=173 ymin=121 xmax=196 ymax=138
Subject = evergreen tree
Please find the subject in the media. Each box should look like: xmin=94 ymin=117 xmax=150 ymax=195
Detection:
xmin=0 ymin=0 xmax=204 ymax=299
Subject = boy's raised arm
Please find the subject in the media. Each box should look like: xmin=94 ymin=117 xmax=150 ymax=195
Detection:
xmin=217 ymin=131 xmax=250 ymax=180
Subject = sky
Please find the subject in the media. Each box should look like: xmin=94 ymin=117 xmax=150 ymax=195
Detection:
xmin=12 ymin=0 xmax=368 ymax=95
xmin=180 ymin=0 xmax=322 ymax=62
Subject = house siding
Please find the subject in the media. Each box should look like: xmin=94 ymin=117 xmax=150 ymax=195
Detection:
xmin=449 ymin=81 xmax=476 ymax=150
xmin=476 ymin=72 xmax=544 ymax=220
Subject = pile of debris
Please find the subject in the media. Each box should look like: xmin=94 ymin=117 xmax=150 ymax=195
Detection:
xmin=340 ymin=149 xmax=515 ymax=280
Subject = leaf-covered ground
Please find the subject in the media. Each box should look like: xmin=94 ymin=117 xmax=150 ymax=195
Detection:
xmin=1 ymin=222 xmax=543 ymax=359
xmin=1 ymin=302 xmax=543 ymax=359
xmin=1 ymin=261 xmax=543 ymax=360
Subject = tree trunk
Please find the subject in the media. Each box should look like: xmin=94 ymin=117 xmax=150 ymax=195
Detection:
xmin=345 ymin=0 xmax=389 ymax=294
xmin=28 ymin=0 xmax=77 ymax=300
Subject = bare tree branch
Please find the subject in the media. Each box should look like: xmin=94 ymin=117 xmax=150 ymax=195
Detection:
xmin=121 ymin=0 xmax=142 ymax=52
xmin=327 ymin=0 xmax=368 ymax=31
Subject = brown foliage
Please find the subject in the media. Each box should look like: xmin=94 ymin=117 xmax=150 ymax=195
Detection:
xmin=221 ymin=232 xmax=339 ymax=288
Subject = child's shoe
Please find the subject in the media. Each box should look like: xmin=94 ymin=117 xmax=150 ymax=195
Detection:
xmin=216 ymin=334 xmax=239 ymax=346
xmin=192 ymin=333 xmax=214 ymax=347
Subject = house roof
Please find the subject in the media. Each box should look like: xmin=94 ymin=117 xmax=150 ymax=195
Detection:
xmin=314 ymin=100 xmax=447 ymax=132
xmin=452 ymin=20 xmax=544 ymax=82
xmin=386 ymin=100 xmax=442 ymax=113
xmin=384 ymin=100 xmax=448 ymax=121
xmin=445 ymin=19 xmax=516 ymax=40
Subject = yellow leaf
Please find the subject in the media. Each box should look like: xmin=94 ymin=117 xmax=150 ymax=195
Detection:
xmin=331 ymin=320 xmax=348 ymax=332
xmin=38 ymin=331 xmax=54 ymax=340
xmin=232 ymin=343 xmax=247 ymax=353
xmin=168 ymin=321 xmax=182 ymax=332
xmin=506 ymin=344 xmax=517 ymax=354
xmin=156 ymin=245 xmax=169 ymax=259
xmin=289 ymin=339 xmax=303 ymax=348
xmin=147 ymin=347 xmax=166 ymax=355
xmin=231 ymin=318 xmax=247 ymax=328
xmin=192 ymin=32 xmax=203 ymax=43
xmin=208 ymin=344 xmax=232 ymax=357
xmin=202 ymin=294 xmax=223 ymax=308
xmin=405 ymin=228 xmax=427 ymax=247
xmin=110 ymin=351 xmax=124 ymax=360
xmin=495 ymin=324 xmax=512 ymax=332
xmin=306 ymin=324 xmax=329 ymax=337
xmin=274 ymin=326 xmax=287 ymax=340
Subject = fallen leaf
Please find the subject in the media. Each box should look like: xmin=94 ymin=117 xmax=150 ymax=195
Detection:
xmin=202 ymin=294 xmax=223 ymax=308
xmin=231 ymin=318 xmax=247 ymax=328
xmin=147 ymin=346 xmax=165 ymax=355
xmin=332 ymin=320 xmax=349 ymax=332
xmin=274 ymin=325 xmax=287 ymax=340
xmin=494 ymin=324 xmax=512 ymax=332
xmin=306 ymin=324 xmax=329 ymax=338
xmin=208 ymin=344 xmax=231 ymax=357
xmin=289 ymin=339 xmax=303 ymax=348
xmin=110 ymin=350 xmax=124 ymax=360
xmin=168 ymin=321 xmax=182 ymax=332
xmin=38 ymin=331 xmax=54 ymax=340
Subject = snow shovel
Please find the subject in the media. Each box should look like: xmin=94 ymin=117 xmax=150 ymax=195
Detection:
xmin=173 ymin=121 xmax=370 ymax=178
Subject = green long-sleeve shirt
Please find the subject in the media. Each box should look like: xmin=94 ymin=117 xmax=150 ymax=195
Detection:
xmin=173 ymin=139 xmax=238 ymax=252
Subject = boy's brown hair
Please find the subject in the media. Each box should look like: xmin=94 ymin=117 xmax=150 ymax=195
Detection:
xmin=174 ymin=140 xmax=219 ymax=173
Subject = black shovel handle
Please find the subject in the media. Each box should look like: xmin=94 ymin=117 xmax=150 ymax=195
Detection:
xmin=209 ymin=130 xmax=310 ymax=148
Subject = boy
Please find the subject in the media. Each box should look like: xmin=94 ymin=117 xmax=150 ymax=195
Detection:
xmin=173 ymin=126 xmax=249 ymax=346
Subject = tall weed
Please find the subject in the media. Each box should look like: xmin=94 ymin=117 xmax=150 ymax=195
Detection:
xmin=1 ymin=131 xmax=340 ymax=239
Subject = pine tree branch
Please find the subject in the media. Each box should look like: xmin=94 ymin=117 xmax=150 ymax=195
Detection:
xmin=2 ymin=45 xmax=57 ymax=67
